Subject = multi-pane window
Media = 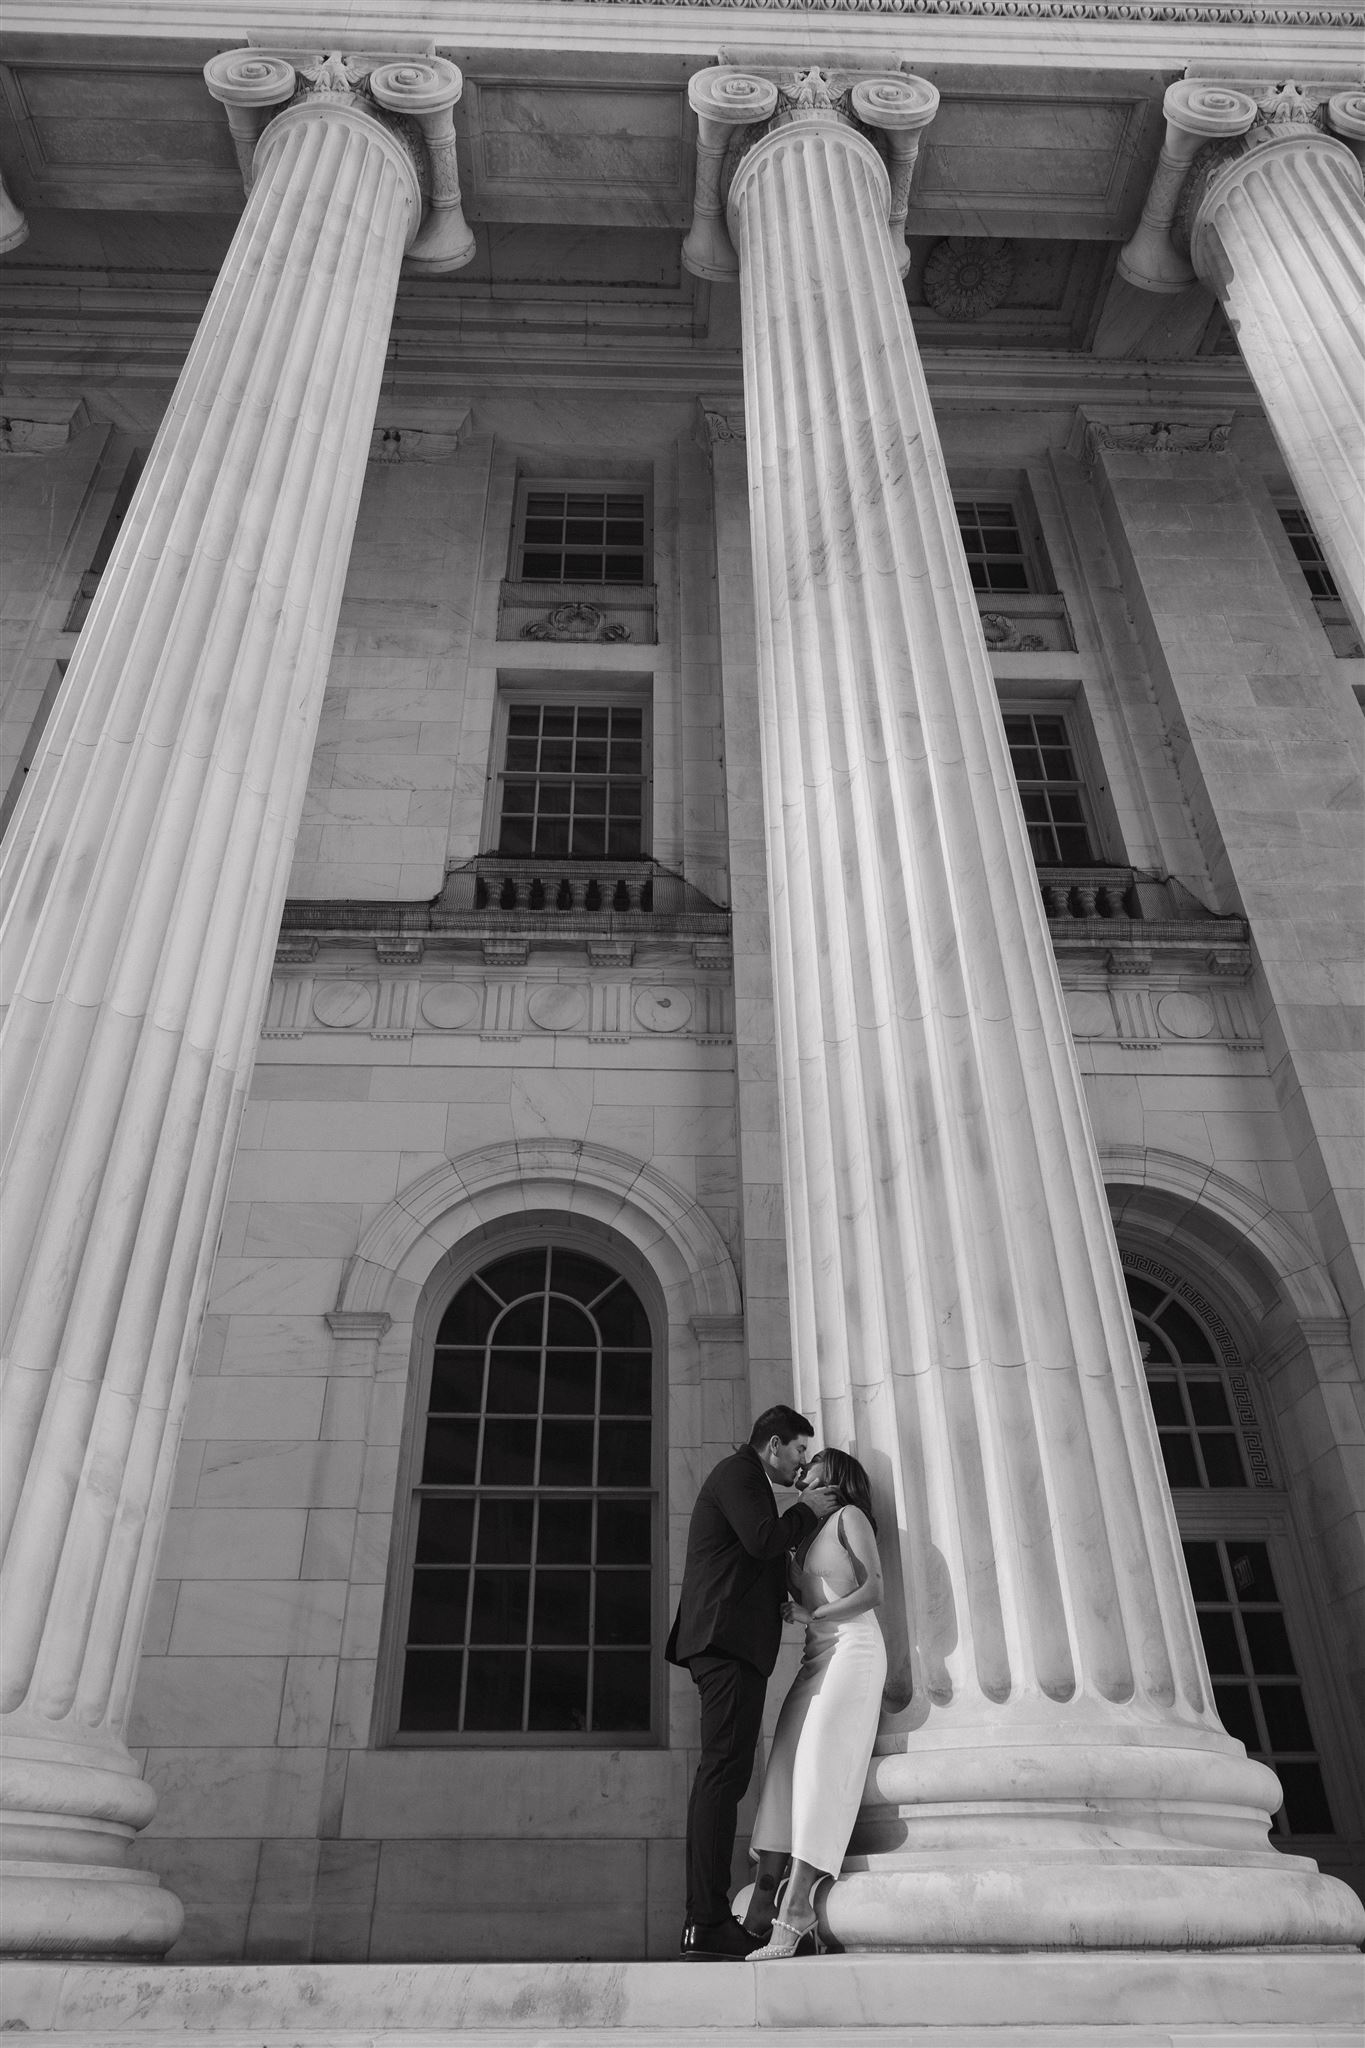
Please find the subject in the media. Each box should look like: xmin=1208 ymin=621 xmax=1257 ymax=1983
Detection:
xmin=1125 ymin=1264 xmax=1339 ymax=1841
xmin=1128 ymin=1273 xmax=1250 ymax=1490
xmin=495 ymin=702 xmax=646 ymax=860
xmin=516 ymin=487 xmax=648 ymax=585
xmin=1003 ymin=711 xmax=1096 ymax=865
xmin=955 ymin=501 xmax=1033 ymax=594
xmin=1181 ymin=1539 xmax=1335 ymax=1838
xmin=1277 ymin=507 xmax=1339 ymax=600
xmin=398 ymin=1246 xmax=656 ymax=1741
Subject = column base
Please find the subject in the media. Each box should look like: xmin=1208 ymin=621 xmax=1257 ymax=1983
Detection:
xmin=0 ymin=1860 xmax=183 ymax=1957
xmin=750 ymin=1731 xmax=1365 ymax=1952
xmin=0 ymin=1731 xmax=183 ymax=1956
xmin=821 ymin=1859 xmax=1365 ymax=1952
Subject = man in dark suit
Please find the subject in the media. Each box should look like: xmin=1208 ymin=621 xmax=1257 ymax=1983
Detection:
xmin=666 ymin=1404 xmax=838 ymax=1960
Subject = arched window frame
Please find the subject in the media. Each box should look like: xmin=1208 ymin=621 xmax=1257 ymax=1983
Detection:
xmin=1121 ymin=1249 xmax=1364 ymax=1859
xmin=375 ymin=1217 xmax=669 ymax=1749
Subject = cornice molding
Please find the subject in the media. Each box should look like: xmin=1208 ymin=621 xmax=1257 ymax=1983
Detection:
xmin=4 ymin=3 xmax=1363 ymax=54
xmin=579 ymin=0 xmax=1363 ymax=17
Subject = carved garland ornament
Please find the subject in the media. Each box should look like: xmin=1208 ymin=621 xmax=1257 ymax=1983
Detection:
xmin=521 ymin=602 xmax=631 ymax=643
xmin=980 ymin=612 xmax=1046 ymax=651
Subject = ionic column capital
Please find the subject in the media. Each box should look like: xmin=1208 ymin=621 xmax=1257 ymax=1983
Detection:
xmin=204 ymin=47 xmax=475 ymax=273
xmin=682 ymin=62 xmax=938 ymax=283
xmin=1120 ymin=73 xmax=1363 ymax=294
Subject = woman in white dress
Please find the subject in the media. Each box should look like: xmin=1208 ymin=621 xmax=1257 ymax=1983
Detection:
xmin=742 ymin=1446 xmax=886 ymax=1959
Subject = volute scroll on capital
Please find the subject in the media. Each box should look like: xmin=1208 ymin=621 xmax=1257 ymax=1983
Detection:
xmin=1119 ymin=71 xmax=1365 ymax=295
xmin=203 ymin=47 xmax=476 ymax=273
xmin=682 ymin=62 xmax=939 ymax=282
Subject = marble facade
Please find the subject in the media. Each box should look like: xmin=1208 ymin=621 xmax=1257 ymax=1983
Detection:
xmin=1 ymin=0 xmax=1363 ymax=2014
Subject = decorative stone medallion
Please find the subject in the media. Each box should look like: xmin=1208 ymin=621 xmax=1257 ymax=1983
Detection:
xmin=1064 ymin=991 xmax=1116 ymax=1038
xmin=922 ymin=238 xmax=1015 ymax=320
xmin=634 ymin=987 xmax=693 ymax=1033
xmin=526 ymin=985 xmax=590 ymax=1033
xmin=312 ymin=980 xmax=376 ymax=1028
xmin=1155 ymin=992 xmax=1215 ymax=1039
xmin=419 ymin=983 xmax=481 ymax=1030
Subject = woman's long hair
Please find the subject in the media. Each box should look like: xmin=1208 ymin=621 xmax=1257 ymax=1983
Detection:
xmin=811 ymin=1445 xmax=877 ymax=1533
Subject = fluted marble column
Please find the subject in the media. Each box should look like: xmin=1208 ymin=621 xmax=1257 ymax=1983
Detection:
xmin=699 ymin=64 xmax=1364 ymax=1951
xmin=0 ymin=50 xmax=471 ymax=1956
xmin=1122 ymin=77 xmax=1365 ymax=635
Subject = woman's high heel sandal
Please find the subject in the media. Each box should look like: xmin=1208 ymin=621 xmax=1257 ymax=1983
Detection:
xmin=748 ymin=1897 xmax=823 ymax=1961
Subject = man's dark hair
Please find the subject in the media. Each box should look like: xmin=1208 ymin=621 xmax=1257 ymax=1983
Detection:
xmin=748 ymin=1404 xmax=814 ymax=1448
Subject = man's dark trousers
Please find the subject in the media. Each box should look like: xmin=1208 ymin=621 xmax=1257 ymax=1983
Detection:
xmin=684 ymin=1651 xmax=768 ymax=1927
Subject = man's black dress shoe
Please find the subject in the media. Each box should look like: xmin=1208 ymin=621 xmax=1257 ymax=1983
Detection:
xmin=680 ymin=1917 xmax=765 ymax=1961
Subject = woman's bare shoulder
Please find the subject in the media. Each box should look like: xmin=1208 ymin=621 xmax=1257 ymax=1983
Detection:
xmin=839 ymin=1505 xmax=879 ymax=1546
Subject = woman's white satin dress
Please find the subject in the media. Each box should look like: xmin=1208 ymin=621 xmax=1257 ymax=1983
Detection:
xmin=750 ymin=1507 xmax=887 ymax=1878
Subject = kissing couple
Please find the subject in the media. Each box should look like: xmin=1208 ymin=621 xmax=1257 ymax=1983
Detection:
xmin=666 ymin=1404 xmax=886 ymax=1961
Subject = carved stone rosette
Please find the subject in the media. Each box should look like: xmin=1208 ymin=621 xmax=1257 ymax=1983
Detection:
xmin=922 ymin=236 xmax=1016 ymax=319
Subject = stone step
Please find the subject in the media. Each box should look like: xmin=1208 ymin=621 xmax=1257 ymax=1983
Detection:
xmin=3 ymin=1954 xmax=1363 ymax=2045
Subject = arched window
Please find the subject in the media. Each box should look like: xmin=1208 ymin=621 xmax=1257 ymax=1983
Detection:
xmin=1126 ymin=1267 xmax=1270 ymax=1490
xmin=393 ymin=1243 xmax=658 ymax=1744
xmin=1123 ymin=1259 xmax=1339 ymax=1843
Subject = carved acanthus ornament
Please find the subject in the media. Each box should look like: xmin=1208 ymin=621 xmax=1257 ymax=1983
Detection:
xmin=682 ymin=64 xmax=937 ymax=282
xmin=204 ymin=47 xmax=475 ymax=273
xmin=695 ymin=400 xmax=746 ymax=461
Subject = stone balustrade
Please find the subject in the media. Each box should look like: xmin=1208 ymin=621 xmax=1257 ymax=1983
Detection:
xmin=277 ymin=859 xmax=731 ymax=966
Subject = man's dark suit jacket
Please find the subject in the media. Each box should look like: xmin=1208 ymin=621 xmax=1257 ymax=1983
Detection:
xmin=665 ymin=1443 xmax=820 ymax=1677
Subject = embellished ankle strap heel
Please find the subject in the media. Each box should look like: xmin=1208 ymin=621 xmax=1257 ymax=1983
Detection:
xmin=748 ymin=1905 xmax=822 ymax=1960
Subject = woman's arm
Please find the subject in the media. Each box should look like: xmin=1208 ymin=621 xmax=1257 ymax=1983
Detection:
xmin=809 ymin=1507 xmax=884 ymax=1621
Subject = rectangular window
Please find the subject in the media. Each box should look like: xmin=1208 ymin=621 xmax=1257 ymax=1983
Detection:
xmin=1276 ymin=506 xmax=1339 ymax=600
xmin=955 ymin=500 xmax=1034 ymax=594
xmin=515 ymin=485 xmax=649 ymax=585
xmin=1003 ymin=709 xmax=1097 ymax=866
xmin=494 ymin=701 xmax=647 ymax=860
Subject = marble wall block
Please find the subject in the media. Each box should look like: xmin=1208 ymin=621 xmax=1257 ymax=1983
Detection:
xmin=1096 ymin=441 xmax=1363 ymax=1345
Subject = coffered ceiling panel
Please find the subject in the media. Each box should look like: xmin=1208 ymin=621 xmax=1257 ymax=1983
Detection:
xmin=910 ymin=95 xmax=1150 ymax=240
xmin=0 ymin=62 xmax=240 ymax=209
xmin=459 ymin=82 xmax=691 ymax=229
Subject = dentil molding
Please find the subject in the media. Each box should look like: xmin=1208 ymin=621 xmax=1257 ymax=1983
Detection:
xmin=587 ymin=0 xmax=1362 ymax=18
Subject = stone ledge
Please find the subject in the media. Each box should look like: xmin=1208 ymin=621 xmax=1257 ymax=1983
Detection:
xmin=4 ymin=1954 xmax=1362 ymax=2040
